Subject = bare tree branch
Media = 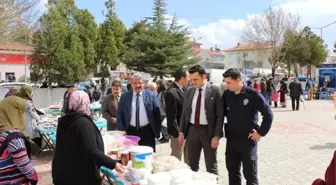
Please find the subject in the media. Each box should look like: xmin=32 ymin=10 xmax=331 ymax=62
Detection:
xmin=0 ymin=0 xmax=38 ymax=43
xmin=241 ymin=6 xmax=300 ymax=76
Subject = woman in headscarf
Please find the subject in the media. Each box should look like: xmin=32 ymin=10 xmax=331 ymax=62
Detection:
xmin=0 ymin=94 xmax=38 ymax=185
xmin=52 ymin=90 xmax=124 ymax=185
xmin=19 ymin=85 xmax=42 ymax=149
xmin=312 ymin=150 xmax=335 ymax=185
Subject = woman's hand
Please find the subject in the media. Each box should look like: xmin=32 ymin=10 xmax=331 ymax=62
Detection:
xmin=115 ymin=162 xmax=124 ymax=173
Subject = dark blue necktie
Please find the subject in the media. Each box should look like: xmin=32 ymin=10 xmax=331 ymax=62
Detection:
xmin=136 ymin=93 xmax=140 ymax=130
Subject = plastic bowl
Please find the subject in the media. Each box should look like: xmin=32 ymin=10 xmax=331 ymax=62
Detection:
xmin=125 ymin=135 xmax=141 ymax=145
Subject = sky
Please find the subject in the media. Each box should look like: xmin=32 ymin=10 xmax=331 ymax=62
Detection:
xmin=40 ymin=0 xmax=336 ymax=52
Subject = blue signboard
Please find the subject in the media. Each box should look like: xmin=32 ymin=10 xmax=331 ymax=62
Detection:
xmin=318 ymin=68 xmax=336 ymax=88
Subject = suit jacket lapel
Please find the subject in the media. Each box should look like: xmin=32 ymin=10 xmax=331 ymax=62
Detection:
xmin=205 ymin=83 xmax=212 ymax=111
xmin=143 ymin=90 xmax=151 ymax=111
xmin=126 ymin=91 xmax=133 ymax=123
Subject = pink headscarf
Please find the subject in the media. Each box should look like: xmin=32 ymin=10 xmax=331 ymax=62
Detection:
xmin=68 ymin=91 xmax=91 ymax=115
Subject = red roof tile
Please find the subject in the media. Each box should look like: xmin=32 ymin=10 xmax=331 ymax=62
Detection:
xmin=224 ymin=43 xmax=273 ymax=52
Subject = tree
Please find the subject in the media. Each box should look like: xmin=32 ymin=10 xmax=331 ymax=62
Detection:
xmin=301 ymin=27 xmax=328 ymax=77
xmin=242 ymin=6 xmax=300 ymax=77
xmin=76 ymin=9 xmax=98 ymax=73
xmin=280 ymin=29 xmax=310 ymax=76
xmin=30 ymin=0 xmax=87 ymax=86
xmin=123 ymin=0 xmax=199 ymax=78
xmin=0 ymin=0 xmax=38 ymax=43
xmin=281 ymin=27 xmax=328 ymax=77
xmin=95 ymin=0 xmax=126 ymax=92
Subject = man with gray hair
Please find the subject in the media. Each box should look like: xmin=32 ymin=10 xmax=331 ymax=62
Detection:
xmin=117 ymin=73 xmax=162 ymax=151
xmin=146 ymin=82 xmax=157 ymax=94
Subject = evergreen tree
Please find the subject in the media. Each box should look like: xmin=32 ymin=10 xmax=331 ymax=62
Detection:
xmin=95 ymin=0 xmax=126 ymax=92
xmin=30 ymin=0 xmax=87 ymax=85
xmin=76 ymin=9 xmax=98 ymax=74
xmin=123 ymin=0 xmax=199 ymax=78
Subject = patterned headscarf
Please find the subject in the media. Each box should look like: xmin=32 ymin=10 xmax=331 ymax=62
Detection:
xmin=68 ymin=90 xmax=91 ymax=115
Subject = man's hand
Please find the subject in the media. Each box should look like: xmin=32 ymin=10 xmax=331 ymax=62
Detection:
xmin=61 ymin=112 xmax=65 ymax=116
xmin=178 ymin=133 xmax=184 ymax=146
xmin=114 ymin=162 xmax=124 ymax=173
xmin=248 ymin=129 xmax=262 ymax=141
xmin=112 ymin=118 xmax=117 ymax=124
xmin=211 ymin=137 xmax=219 ymax=149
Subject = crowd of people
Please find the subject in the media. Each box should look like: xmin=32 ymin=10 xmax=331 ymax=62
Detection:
xmin=0 ymin=65 xmax=335 ymax=185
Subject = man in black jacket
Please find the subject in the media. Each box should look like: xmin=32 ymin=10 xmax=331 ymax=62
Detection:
xmin=289 ymin=78 xmax=303 ymax=111
xmin=164 ymin=68 xmax=189 ymax=163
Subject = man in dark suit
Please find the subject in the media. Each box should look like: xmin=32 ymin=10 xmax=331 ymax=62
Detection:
xmin=165 ymin=68 xmax=189 ymax=163
xmin=288 ymin=77 xmax=303 ymax=111
xmin=102 ymin=80 xmax=122 ymax=131
xmin=117 ymin=73 xmax=162 ymax=151
xmin=178 ymin=65 xmax=224 ymax=175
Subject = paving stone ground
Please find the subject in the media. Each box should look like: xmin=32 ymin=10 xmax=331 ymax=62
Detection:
xmin=32 ymin=100 xmax=336 ymax=185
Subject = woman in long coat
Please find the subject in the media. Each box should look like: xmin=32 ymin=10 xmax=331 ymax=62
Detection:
xmin=278 ymin=81 xmax=288 ymax=108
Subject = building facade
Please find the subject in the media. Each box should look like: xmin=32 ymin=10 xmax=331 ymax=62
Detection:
xmin=0 ymin=44 xmax=33 ymax=82
xmin=199 ymin=47 xmax=225 ymax=69
xmin=224 ymin=43 xmax=273 ymax=69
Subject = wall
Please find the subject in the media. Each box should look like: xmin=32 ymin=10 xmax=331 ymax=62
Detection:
xmin=224 ymin=49 xmax=271 ymax=70
xmin=0 ymin=64 xmax=30 ymax=81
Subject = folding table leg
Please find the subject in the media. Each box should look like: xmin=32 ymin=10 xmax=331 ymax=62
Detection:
xmin=39 ymin=133 xmax=55 ymax=154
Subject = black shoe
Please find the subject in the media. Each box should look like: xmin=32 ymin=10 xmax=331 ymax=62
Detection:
xmin=159 ymin=138 xmax=169 ymax=143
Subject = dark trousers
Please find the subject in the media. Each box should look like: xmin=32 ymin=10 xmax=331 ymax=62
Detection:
xmin=291 ymin=96 xmax=300 ymax=110
xmin=274 ymin=101 xmax=278 ymax=107
xmin=187 ymin=125 xmax=218 ymax=175
xmin=267 ymin=92 xmax=272 ymax=105
xmin=226 ymin=139 xmax=258 ymax=185
xmin=127 ymin=124 xmax=156 ymax=152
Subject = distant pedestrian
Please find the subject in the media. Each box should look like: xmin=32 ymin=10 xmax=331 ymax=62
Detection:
xmin=272 ymin=90 xmax=279 ymax=108
xmin=306 ymin=78 xmax=314 ymax=100
xmin=289 ymin=78 xmax=303 ymax=111
xmin=278 ymin=81 xmax=288 ymax=108
xmin=253 ymin=79 xmax=260 ymax=92
xmin=92 ymin=86 xmax=102 ymax=102
xmin=266 ymin=78 xmax=275 ymax=105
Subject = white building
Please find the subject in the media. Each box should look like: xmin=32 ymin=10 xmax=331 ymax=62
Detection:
xmin=0 ymin=43 xmax=33 ymax=82
xmin=199 ymin=47 xmax=225 ymax=69
xmin=223 ymin=43 xmax=273 ymax=72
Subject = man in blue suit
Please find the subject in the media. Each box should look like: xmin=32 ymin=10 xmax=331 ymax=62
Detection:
xmin=117 ymin=73 xmax=162 ymax=151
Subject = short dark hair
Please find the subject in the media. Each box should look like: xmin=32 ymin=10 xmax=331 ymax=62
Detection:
xmin=173 ymin=68 xmax=187 ymax=81
xmin=111 ymin=80 xmax=121 ymax=87
xmin=189 ymin=65 xmax=206 ymax=76
xmin=223 ymin=68 xmax=241 ymax=80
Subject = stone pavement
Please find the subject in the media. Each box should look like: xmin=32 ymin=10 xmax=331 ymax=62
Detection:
xmin=32 ymin=100 xmax=336 ymax=185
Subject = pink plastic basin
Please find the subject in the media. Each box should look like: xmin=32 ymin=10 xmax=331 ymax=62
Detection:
xmin=125 ymin=135 xmax=140 ymax=145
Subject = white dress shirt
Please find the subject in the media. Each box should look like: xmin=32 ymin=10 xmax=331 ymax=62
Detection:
xmin=130 ymin=91 xmax=149 ymax=127
xmin=175 ymin=82 xmax=184 ymax=93
xmin=190 ymin=83 xmax=208 ymax=125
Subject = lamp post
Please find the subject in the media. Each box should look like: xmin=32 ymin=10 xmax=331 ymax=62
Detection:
xmin=311 ymin=20 xmax=336 ymax=39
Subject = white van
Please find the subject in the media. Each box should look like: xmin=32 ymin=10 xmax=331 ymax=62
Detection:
xmin=0 ymin=82 xmax=28 ymax=88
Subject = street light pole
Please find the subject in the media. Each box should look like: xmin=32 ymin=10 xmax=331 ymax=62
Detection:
xmin=311 ymin=20 xmax=336 ymax=39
